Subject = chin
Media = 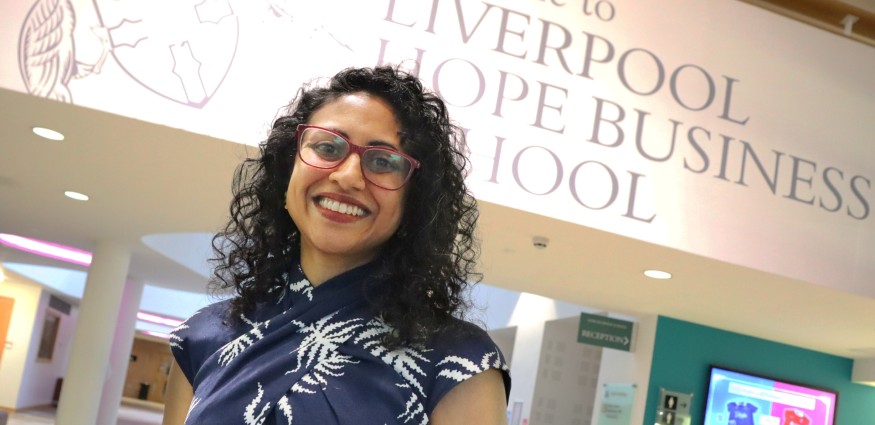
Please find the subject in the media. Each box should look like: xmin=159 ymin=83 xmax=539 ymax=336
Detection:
xmin=317 ymin=241 xmax=379 ymax=260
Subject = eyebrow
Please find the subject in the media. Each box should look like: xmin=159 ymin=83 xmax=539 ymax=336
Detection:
xmin=328 ymin=127 xmax=401 ymax=150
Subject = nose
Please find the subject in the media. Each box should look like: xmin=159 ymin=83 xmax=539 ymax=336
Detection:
xmin=329 ymin=153 xmax=366 ymax=191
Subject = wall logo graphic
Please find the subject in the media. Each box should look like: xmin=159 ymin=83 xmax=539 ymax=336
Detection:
xmin=264 ymin=0 xmax=353 ymax=53
xmin=18 ymin=0 xmax=239 ymax=108
xmin=18 ymin=0 xmax=110 ymax=102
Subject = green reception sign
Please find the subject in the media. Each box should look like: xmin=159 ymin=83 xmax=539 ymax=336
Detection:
xmin=578 ymin=313 xmax=635 ymax=351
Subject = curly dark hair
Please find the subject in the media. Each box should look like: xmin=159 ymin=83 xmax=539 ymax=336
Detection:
xmin=210 ymin=65 xmax=480 ymax=347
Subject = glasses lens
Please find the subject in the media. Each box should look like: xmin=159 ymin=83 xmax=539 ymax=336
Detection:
xmin=361 ymin=149 xmax=413 ymax=190
xmin=299 ymin=128 xmax=350 ymax=167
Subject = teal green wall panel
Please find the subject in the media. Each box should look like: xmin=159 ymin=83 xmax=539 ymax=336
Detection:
xmin=645 ymin=316 xmax=875 ymax=425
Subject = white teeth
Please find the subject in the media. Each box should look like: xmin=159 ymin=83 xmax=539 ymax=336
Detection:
xmin=318 ymin=198 xmax=365 ymax=217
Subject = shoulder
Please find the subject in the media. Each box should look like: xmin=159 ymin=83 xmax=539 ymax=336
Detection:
xmin=429 ymin=318 xmax=502 ymax=358
xmin=429 ymin=319 xmax=497 ymax=358
xmin=424 ymin=318 xmax=511 ymax=413
xmin=172 ymin=298 xmax=235 ymax=341
xmin=168 ymin=298 xmax=237 ymax=384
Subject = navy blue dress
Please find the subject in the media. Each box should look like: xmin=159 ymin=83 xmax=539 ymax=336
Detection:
xmin=170 ymin=262 xmax=511 ymax=424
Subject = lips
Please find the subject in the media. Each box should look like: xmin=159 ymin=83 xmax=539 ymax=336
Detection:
xmin=315 ymin=196 xmax=368 ymax=217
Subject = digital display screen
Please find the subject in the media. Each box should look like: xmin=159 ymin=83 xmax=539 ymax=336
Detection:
xmin=704 ymin=366 xmax=837 ymax=425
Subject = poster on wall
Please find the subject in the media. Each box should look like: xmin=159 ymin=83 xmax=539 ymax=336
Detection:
xmin=598 ymin=383 xmax=636 ymax=425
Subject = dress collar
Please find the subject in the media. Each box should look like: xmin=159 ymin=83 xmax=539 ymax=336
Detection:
xmin=283 ymin=259 xmax=382 ymax=307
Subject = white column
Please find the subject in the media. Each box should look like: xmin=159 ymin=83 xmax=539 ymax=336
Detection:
xmin=506 ymin=293 xmax=556 ymax=425
xmin=56 ymin=241 xmax=130 ymax=425
xmin=97 ymin=278 xmax=145 ymax=425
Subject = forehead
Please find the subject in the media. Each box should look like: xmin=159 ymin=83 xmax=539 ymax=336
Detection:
xmin=308 ymin=93 xmax=401 ymax=143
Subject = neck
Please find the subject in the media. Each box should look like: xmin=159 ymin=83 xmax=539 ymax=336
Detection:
xmin=299 ymin=249 xmax=376 ymax=287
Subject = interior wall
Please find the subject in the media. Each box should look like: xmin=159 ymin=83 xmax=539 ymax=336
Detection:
xmin=530 ymin=316 xmax=603 ymax=425
xmin=590 ymin=313 xmax=658 ymax=425
xmin=646 ymin=316 xmax=875 ymax=424
xmin=472 ymin=284 xmax=662 ymax=425
xmin=16 ymin=289 xmax=78 ymax=408
xmin=486 ymin=327 xmax=517 ymax=366
xmin=503 ymin=293 xmax=595 ymax=423
xmin=0 ymin=275 xmax=41 ymax=409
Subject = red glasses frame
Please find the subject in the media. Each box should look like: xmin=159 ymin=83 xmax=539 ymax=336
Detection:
xmin=295 ymin=124 xmax=421 ymax=190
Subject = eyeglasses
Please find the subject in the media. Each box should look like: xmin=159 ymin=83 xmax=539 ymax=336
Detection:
xmin=295 ymin=124 xmax=420 ymax=190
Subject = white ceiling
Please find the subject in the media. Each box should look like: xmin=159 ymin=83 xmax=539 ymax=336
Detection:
xmin=2 ymin=86 xmax=875 ymax=360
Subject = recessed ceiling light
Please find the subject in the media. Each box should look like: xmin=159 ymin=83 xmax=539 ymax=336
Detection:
xmin=644 ymin=269 xmax=672 ymax=279
xmin=64 ymin=191 xmax=89 ymax=201
xmin=32 ymin=126 xmax=64 ymax=141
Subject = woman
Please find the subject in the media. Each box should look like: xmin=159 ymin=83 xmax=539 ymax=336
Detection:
xmin=163 ymin=66 xmax=510 ymax=424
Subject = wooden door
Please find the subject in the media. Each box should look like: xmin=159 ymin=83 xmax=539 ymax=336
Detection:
xmin=0 ymin=296 xmax=14 ymax=365
xmin=153 ymin=352 xmax=173 ymax=403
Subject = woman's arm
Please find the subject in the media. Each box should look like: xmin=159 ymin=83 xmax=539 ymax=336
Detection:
xmin=431 ymin=369 xmax=508 ymax=425
xmin=162 ymin=360 xmax=194 ymax=425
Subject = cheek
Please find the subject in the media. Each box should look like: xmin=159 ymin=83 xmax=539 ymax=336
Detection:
xmin=286 ymin=171 xmax=298 ymax=204
xmin=286 ymin=165 xmax=310 ymax=212
xmin=288 ymin=161 xmax=313 ymax=195
xmin=386 ymin=191 xmax=408 ymax=229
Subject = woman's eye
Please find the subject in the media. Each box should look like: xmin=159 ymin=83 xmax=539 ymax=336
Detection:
xmin=366 ymin=152 xmax=402 ymax=173
xmin=312 ymin=140 xmax=346 ymax=160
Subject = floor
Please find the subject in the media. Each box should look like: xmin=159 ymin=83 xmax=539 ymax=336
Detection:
xmin=6 ymin=400 xmax=163 ymax=425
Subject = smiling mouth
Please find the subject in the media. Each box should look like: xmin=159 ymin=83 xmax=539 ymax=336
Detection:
xmin=317 ymin=197 xmax=367 ymax=217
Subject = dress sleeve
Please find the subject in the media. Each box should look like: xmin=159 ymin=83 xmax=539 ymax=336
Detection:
xmin=168 ymin=300 xmax=235 ymax=386
xmin=168 ymin=310 xmax=200 ymax=385
xmin=425 ymin=320 xmax=512 ymax=414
